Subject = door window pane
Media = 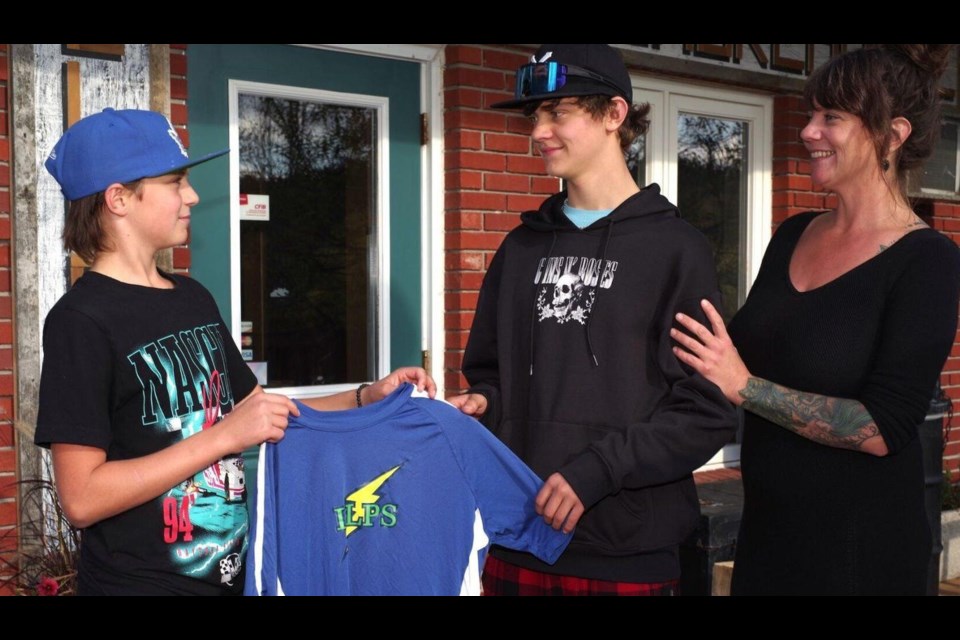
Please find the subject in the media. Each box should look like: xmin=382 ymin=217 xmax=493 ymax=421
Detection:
xmin=627 ymin=132 xmax=647 ymax=186
xmin=238 ymin=94 xmax=378 ymax=388
xmin=676 ymin=114 xmax=748 ymax=321
xmin=921 ymin=121 xmax=959 ymax=193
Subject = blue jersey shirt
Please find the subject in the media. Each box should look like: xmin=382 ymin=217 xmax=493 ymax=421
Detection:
xmin=245 ymin=384 xmax=572 ymax=595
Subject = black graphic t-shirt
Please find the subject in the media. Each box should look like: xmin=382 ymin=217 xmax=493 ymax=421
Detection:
xmin=35 ymin=271 xmax=257 ymax=595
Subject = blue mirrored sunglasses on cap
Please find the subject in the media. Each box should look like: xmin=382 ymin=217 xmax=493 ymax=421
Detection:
xmin=515 ymin=61 xmax=623 ymax=99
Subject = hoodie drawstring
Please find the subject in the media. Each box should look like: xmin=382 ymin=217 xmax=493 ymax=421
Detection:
xmin=584 ymin=219 xmax=614 ymax=367
xmin=529 ymin=230 xmax=558 ymax=377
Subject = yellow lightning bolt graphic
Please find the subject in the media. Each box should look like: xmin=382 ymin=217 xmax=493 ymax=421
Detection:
xmin=344 ymin=465 xmax=400 ymax=536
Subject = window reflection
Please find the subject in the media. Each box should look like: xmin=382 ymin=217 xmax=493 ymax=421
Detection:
xmin=677 ymin=114 xmax=747 ymax=321
xmin=626 ymin=133 xmax=647 ymax=185
xmin=238 ymin=95 xmax=377 ymax=388
xmin=921 ymin=122 xmax=959 ymax=193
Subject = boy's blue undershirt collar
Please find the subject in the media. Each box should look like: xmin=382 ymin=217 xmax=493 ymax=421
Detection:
xmin=562 ymin=199 xmax=612 ymax=229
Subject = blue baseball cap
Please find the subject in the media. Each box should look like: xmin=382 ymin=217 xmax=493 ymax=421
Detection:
xmin=45 ymin=108 xmax=229 ymax=200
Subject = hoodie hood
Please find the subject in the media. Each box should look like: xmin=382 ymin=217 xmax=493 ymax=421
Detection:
xmin=520 ymin=183 xmax=679 ymax=232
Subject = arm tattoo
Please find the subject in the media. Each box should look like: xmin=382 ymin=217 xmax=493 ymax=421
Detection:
xmin=739 ymin=377 xmax=882 ymax=452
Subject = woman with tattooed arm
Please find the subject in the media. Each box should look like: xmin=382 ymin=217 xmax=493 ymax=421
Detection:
xmin=672 ymin=44 xmax=960 ymax=595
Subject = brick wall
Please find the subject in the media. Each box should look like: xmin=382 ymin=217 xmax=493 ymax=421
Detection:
xmin=443 ymin=44 xmax=558 ymax=393
xmin=0 ymin=44 xmax=16 ymax=595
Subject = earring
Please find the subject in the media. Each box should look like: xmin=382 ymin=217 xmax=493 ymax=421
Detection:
xmin=881 ymin=158 xmax=890 ymax=172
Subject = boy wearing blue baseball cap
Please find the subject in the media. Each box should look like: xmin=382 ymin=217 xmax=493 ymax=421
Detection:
xmin=449 ymin=45 xmax=738 ymax=595
xmin=35 ymin=108 xmax=434 ymax=595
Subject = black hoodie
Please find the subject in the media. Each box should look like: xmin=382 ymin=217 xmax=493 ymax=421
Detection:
xmin=462 ymin=185 xmax=738 ymax=582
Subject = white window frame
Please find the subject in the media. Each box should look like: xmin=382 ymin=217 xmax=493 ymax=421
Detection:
xmin=633 ymin=76 xmax=773 ymax=468
xmin=228 ymin=80 xmax=390 ymax=399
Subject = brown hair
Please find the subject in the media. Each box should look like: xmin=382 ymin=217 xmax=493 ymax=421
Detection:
xmin=63 ymin=178 xmax=144 ymax=263
xmin=523 ymin=96 xmax=652 ymax=154
xmin=804 ymin=45 xmax=953 ymax=183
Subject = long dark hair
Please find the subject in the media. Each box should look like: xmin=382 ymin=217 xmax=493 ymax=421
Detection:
xmin=804 ymin=45 xmax=953 ymax=185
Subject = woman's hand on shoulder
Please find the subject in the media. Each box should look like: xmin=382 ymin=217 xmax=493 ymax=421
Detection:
xmin=670 ymin=299 xmax=752 ymax=405
xmin=362 ymin=367 xmax=437 ymax=405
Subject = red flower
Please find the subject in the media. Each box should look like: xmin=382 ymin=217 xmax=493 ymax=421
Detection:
xmin=36 ymin=577 xmax=59 ymax=596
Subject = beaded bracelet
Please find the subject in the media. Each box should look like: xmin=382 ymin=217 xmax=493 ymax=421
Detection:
xmin=356 ymin=383 xmax=371 ymax=408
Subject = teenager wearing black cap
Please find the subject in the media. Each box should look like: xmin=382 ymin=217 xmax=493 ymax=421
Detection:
xmin=449 ymin=44 xmax=738 ymax=595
